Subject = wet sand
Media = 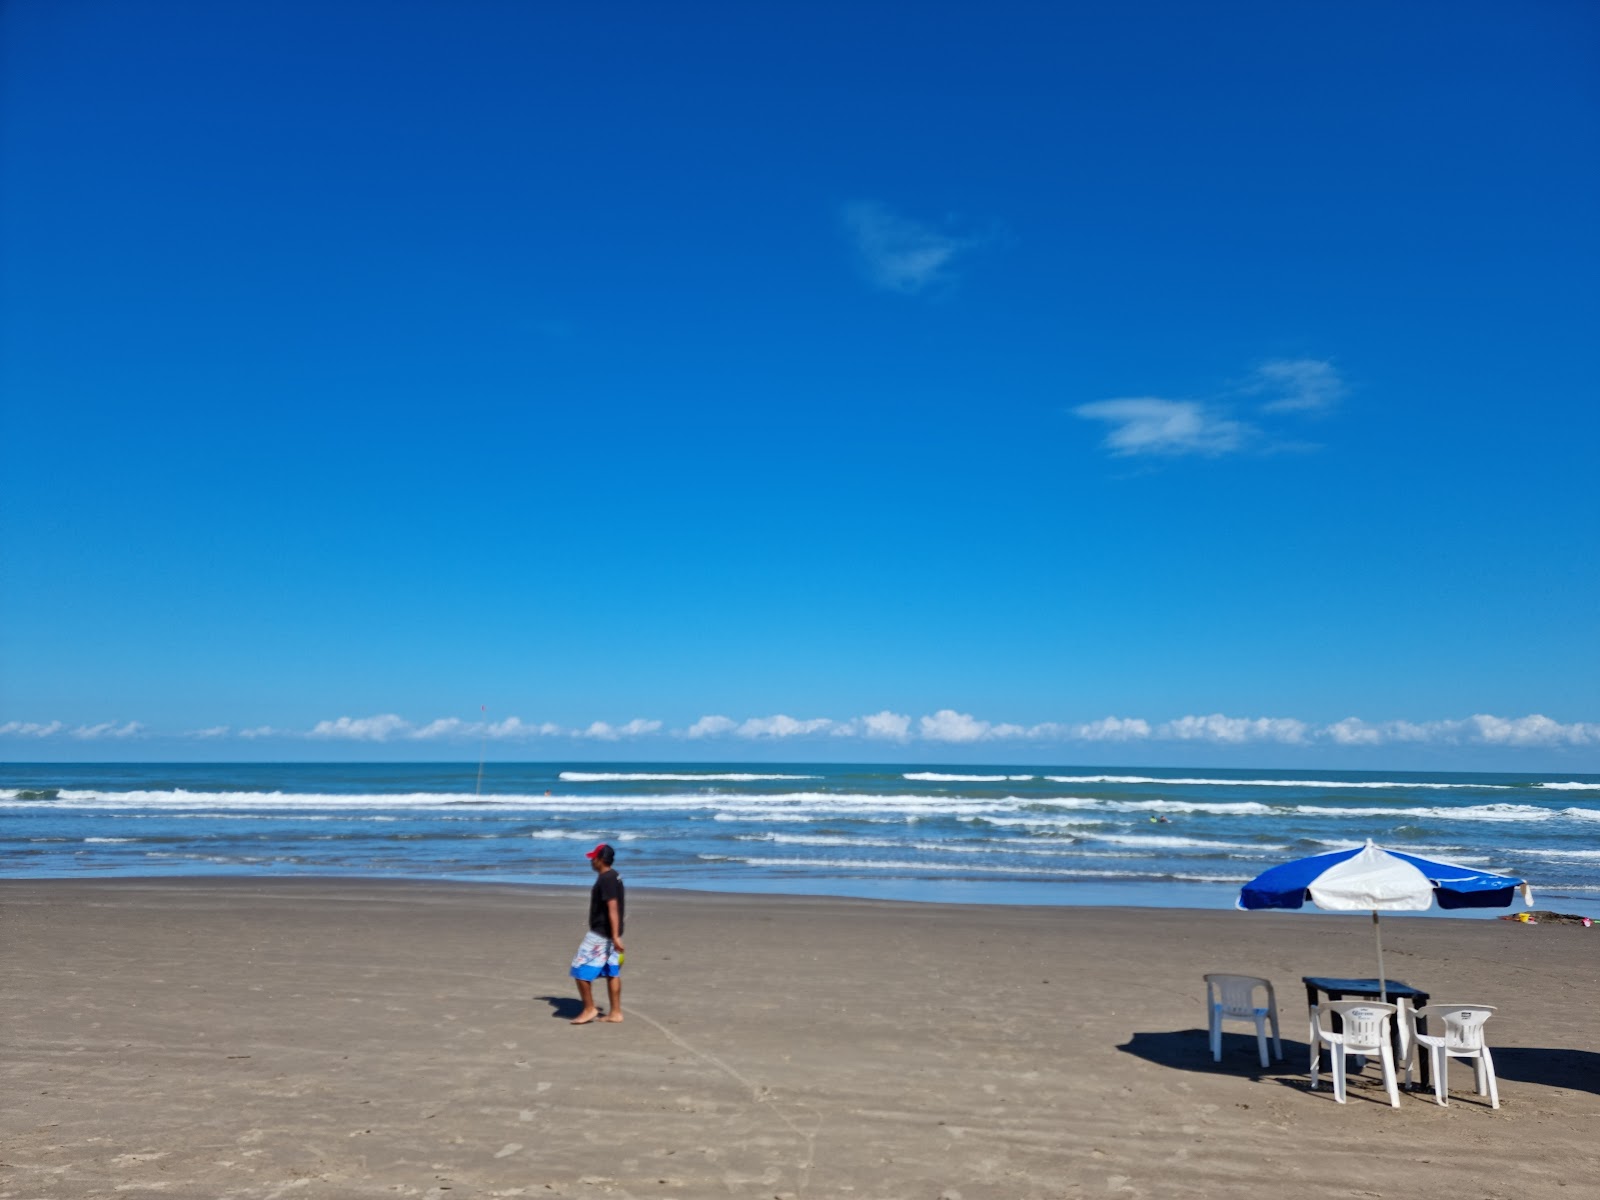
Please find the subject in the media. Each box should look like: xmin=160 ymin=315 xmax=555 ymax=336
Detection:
xmin=3 ymin=877 xmax=1597 ymax=1199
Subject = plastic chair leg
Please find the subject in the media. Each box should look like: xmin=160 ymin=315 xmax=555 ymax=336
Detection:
xmin=1379 ymin=1044 xmax=1399 ymax=1108
xmin=1307 ymin=1009 xmax=1320 ymax=1087
xmin=1433 ymin=1048 xmax=1448 ymax=1107
xmin=1331 ymin=1045 xmax=1347 ymax=1103
xmin=1209 ymin=1010 xmax=1221 ymax=1062
xmin=1254 ymin=1013 xmax=1269 ymax=1068
xmin=1482 ymin=1047 xmax=1499 ymax=1109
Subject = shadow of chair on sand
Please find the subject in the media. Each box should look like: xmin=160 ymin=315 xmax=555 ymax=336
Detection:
xmin=537 ymin=994 xmax=587 ymax=1020
xmin=1118 ymin=1030 xmax=1600 ymax=1098
xmin=1117 ymin=1028 xmax=1308 ymax=1082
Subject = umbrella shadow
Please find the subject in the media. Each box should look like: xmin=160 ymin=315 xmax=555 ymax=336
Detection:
xmin=1119 ymin=1030 xmax=1600 ymax=1099
xmin=1490 ymin=1047 xmax=1600 ymax=1096
xmin=1117 ymin=1028 xmax=1312 ymax=1082
xmin=536 ymin=994 xmax=587 ymax=1020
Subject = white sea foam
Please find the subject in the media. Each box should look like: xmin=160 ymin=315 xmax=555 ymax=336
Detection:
xmin=1091 ymin=834 xmax=1279 ymax=851
xmin=1521 ymin=848 xmax=1600 ymax=861
xmin=902 ymin=773 xmax=1037 ymax=782
xmin=83 ymin=837 xmax=137 ymax=843
xmin=1043 ymin=775 xmax=1507 ymax=790
xmin=1294 ymin=803 xmax=1555 ymax=822
xmin=1562 ymin=807 xmax=1600 ymax=822
xmin=1539 ymin=782 xmax=1600 ymax=791
xmin=697 ymin=852 xmax=1248 ymax=883
xmin=558 ymin=772 xmax=818 ymax=783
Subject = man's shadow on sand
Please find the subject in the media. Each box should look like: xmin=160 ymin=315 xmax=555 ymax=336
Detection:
xmin=537 ymin=995 xmax=587 ymax=1020
xmin=1118 ymin=1029 xmax=1600 ymax=1096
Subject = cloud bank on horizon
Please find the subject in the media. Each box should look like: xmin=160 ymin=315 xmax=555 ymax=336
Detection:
xmin=4 ymin=710 xmax=1596 ymax=751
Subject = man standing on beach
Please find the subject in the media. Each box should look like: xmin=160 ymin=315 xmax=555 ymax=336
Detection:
xmin=569 ymin=843 xmax=624 ymax=1024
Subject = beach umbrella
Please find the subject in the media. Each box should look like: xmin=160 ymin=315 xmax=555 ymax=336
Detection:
xmin=1238 ymin=839 xmax=1533 ymax=1001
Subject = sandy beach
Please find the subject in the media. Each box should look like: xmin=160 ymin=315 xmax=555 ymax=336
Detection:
xmin=3 ymin=878 xmax=1596 ymax=1200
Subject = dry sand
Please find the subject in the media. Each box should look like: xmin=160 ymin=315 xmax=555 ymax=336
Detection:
xmin=2 ymin=877 xmax=1597 ymax=1199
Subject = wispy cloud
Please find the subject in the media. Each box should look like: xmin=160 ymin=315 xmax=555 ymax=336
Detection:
xmin=187 ymin=725 xmax=232 ymax=739
xmin=1074 ymin=359 xmax=1346 ymax=459
xmin=686 ymin=715 xmax=738 ymax=739
xmin=70 ymin=721 xmax=143 ymax=740
xmin=842 ymin=201 xmax=985 ymax=295
xmin=1073 ymin=398 xmax=1253 ymax=458
xmin=1251 ymin=358 xmax=1345 ymax=413
xmin=0 ymin=720 xmax=65 ymax=738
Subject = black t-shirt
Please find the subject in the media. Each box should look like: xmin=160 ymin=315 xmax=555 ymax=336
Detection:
xmin=589 ymin=868 xmax=624 ymax=937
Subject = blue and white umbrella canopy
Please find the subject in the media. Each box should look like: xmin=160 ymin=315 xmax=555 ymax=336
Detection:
xmin=1238 ymin=840 xmax=1533 ymax=1000
xmin=1240 ymin=840 xmax=1533 ymax=913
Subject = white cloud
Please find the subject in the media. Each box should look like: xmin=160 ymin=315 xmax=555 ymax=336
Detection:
xmin=1252 ymin=358 xmax=1345 ymax=413
xmin=686 ymin=715 xmax=738 ymax=739
xmin=1072 ymin=716 xmax=1152 ymax=741
xmin=861 ymin=710 xmax=913 ymax=741
xmin=1462 ymin=713 xmax=1599 ymax=747
xmin=70 ymin=721 xmax=143 ymax=740
xmin=486 ymin=717 xmax=566 ymax=739
xmin=842 ymin=201 xmax=981 ymax=295
xmin=409 ymin=718 xmax=465 ymax=740
xmin=188 ymin=725 xmax=232 ymax=739
xmin=1318 ymin=714 xmax=1597 ymax=748
xmin=736 ymin=714 xmax=837 ymax=739
xmin=579 ymin=719 xmax=662 ymax=741
xmin=309 ymin=714 xmax=410 ymax=742
xmin=1324 ymin=717 xmax=1384 ymax=746
xmin=1160 ymin=714 xmax=1312 ymax=744
xmin=0 ymin=720 xmax=65 ymax=738
xmin=1073 ymin=397 xmax=1252 ymax=458
xmin=238 ymin=725 xmax=282 ymax=739
xmin=918 ymin=709 xmax=993 ymax=743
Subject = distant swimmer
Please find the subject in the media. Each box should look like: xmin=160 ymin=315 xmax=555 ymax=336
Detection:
xmin=1149 ymin=815 xmax=1171 ymax=824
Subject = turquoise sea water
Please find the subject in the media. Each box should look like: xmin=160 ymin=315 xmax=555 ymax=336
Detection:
xmin=4 ymin=762 xmax=1598 ymax=914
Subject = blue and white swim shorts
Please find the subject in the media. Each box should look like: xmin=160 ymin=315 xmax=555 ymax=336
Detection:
xmin=569 ymin=930 xmax=622 ymax=980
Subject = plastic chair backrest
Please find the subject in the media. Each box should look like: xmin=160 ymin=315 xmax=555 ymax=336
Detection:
xmin=1415 ymin=1004 xmax=1495 ymax=1052
xmin=1204 ymin=973 xmax=1270 ymax=1017
xmin=1322 ymin=1000 xmax=1397 ymax=1052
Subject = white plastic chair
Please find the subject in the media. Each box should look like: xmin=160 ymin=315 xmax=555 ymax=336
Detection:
xmin=1204 ymin=974 xmax=1282 ymax=1067
xmin=1405 ymin=1004 xmax=1499 ymax=1108
xmin=1312 ymin=1000 xmax=1400 ymax=1107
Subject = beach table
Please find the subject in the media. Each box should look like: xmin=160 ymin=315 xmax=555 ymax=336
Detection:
xmin=1303 ymin=976 xmax=1432 ymax=1089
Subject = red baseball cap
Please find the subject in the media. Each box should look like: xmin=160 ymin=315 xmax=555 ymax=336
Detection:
xmin=585 ymin=842 xmax=614 ymax=861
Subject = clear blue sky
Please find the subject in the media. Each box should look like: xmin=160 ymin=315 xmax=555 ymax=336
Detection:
xmin=3 ymin=1 xmax=1597 ymax=768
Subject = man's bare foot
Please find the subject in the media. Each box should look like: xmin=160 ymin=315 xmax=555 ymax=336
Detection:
xmin=599 ymin=1012 xmax=624 ymax=1023
xmin=570 ymin=1010 xmax=600 ymax=1025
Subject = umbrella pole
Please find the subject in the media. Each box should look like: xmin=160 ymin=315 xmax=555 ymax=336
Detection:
xmin=1373 ymin=910 xmax=1387 ymax=1003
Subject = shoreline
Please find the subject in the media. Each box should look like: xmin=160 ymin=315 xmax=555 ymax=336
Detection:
xmin=5 ymin=876 xmax=1597 ymax=1198
xmin=9 ymin=869 xmax=1597 ymax=919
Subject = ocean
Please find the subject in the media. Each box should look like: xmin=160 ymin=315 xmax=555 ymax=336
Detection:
xmin=4 ymin=762 xmax=1598 ymax=915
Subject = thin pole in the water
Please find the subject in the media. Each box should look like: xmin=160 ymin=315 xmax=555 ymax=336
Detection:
xmin=475 ymin=704 xmax=487 ymax=798
xmin=1373 ymin=909 xmax=1387 ymax=1003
